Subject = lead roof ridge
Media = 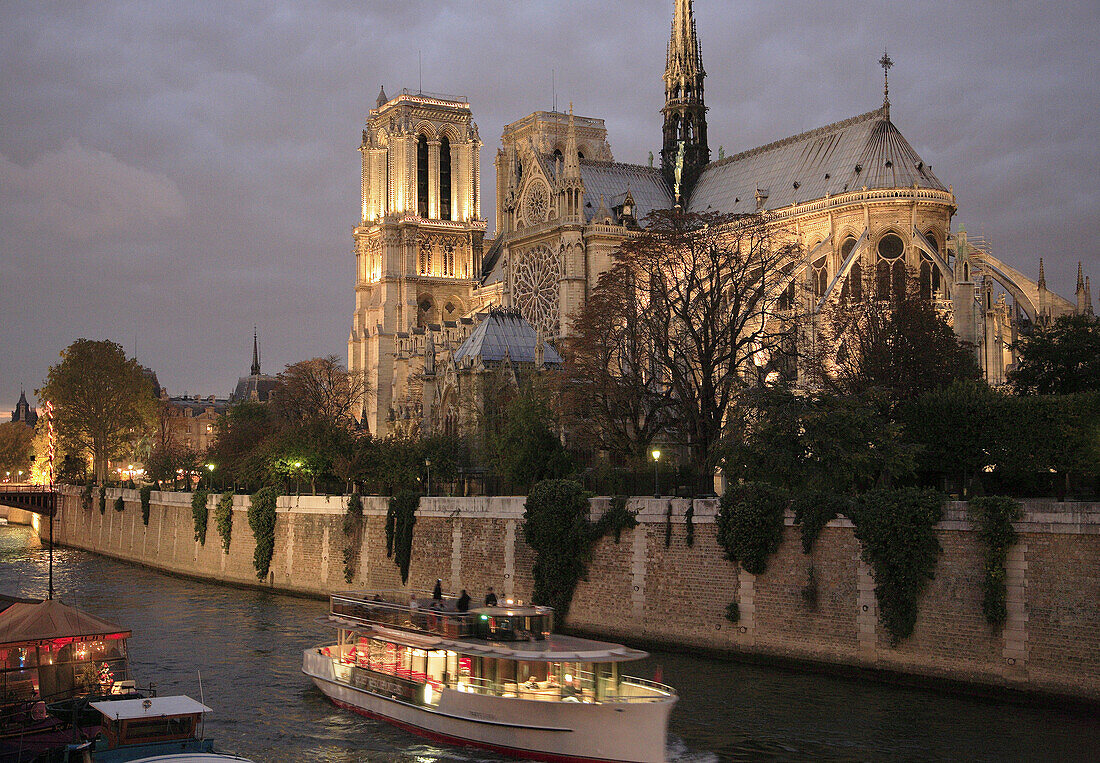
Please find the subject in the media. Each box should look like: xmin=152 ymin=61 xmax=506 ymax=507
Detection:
xmin=704 ymin=107 xmax=886 ymax=172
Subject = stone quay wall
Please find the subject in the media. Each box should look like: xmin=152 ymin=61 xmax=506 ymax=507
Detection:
xmin=27 ymin=486 xmax=1100 ymax=702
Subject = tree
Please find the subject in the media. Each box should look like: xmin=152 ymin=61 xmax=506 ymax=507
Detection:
xmin=561 ymin=261 xmax=672 ymax=465
xmin=1009 ymin=314 xmax=1100 ymax=395
xmin=604 ymin=210 xmax=802 ymax=471
xmin=146 ymin=442 xmax=200 ymax=490
xmin=820 ymin=281 xmax=982 ymax=401
xmin=492 ymin=384 xmax=573 ymax=491
xmin=39 ymin=339 xmax=155 ymax=483
xmin=205 ymin=401 xmax=280 ymax=490
xmin=727 ymin=388 xmax=913 ymax=495
xmin=0 ymin=422 xmax=35 ymax=479
xmin=271 ymin=355 xmax=371 ymax=428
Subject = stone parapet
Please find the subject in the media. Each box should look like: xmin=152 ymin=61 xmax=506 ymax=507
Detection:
xmin=41 ymin=487 xmax=1100 ymax=702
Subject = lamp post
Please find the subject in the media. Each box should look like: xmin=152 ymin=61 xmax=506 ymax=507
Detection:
xmin=425 ymin=458 xmax=432 ymax=497
xmin=293 ymin=461 xmax=302 ymax=495
xmin=205 ymin=463 xmax=215 ymax=490
xmin=652 ymin=449 xmax=661 ymax=498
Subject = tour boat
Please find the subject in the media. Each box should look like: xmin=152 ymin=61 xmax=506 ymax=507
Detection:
xmin=303 ymin=590 xmax=676 ymax=763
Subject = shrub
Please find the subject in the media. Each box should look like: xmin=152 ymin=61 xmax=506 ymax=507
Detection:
xmin=969 ymin=496 xmax=1023 ymax=626
xmin=139 ymin=485 xmax=152 ymax=526
xmin=248 ymin=487 xmax=279 ymax=579
xmin=98 ymin=486 xmax=106 ymax=515
xmin=191 ymin=489 xmax=209 ymax=545
xmin=716 ymin=482 xmax=787 ymax=575
xmin=113 ymin=496 xmax=124 ymax=513
xmin=848 ymin=488 xmax=944 ymax=644
xmin=215 ymin=492 xmax=234 ymax=552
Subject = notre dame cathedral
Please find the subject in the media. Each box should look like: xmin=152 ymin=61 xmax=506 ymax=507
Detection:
xmin=348 ymin=0 xmax=1092 ymax=438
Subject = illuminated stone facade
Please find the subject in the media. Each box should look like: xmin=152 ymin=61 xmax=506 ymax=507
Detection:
xmin=351 ymin=1 xmax=1090 ymax=436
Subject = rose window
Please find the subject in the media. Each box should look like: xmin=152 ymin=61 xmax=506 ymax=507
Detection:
xmin=522 ymin=180 xmax=550 ymax=227
xmin=512 ymin=245 xmax=560 ymax=337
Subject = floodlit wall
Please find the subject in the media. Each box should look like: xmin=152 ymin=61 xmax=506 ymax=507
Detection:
xmin=35 ymin=487 xmax=1100 ymax=702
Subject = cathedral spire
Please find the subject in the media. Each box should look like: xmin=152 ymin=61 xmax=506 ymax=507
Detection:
xmin=251 ymin=327 xmax=261 ymax=376
xmin=661 ymin=0 xmax=709 ymax=204
xmin=564 ymin=103 xmax=581 ymax=180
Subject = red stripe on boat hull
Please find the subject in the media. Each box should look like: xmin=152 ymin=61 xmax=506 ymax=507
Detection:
xmin=329 ymin=696 xmax=636 ymax=763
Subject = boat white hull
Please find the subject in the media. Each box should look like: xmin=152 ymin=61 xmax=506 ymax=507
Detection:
xmin=303 ymin=650 xmax=673 ymax=763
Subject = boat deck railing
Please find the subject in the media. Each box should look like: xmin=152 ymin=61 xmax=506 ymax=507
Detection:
xmin=330 ymin=591 xmax=475 ymax=638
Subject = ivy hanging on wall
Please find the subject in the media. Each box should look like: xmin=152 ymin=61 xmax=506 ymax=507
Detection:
xmin=81 ymin=483 xmax=94 ymax=512
xmin=848 ymin=488 xmax=944 ymax=644
xmin=387 ymin=491 xmax=418 ymax=585
xmin=716 ymin=482 xmax=787 ymax=575
xmin=969 ymin=496 xmax=1022 ymax=626
xmin=113 ymin=496 xmax=124 ymax=513
xmin=590 ymin=496 xmax=637 ymax=543
xmin=139 ymin=485 xmax=152 ymax=526
xmin=684 ymin=502 xmax=695 ymax=547
xmin=248 ymin=487 xmax=278 ymax=579
xmin=215 ymin=491 xmax=234 ymax=553
xmin=792 ymin=492 xmax=849 ymax=554
xmin=98 ymin=486 xmax=106 ymax=515
xmin=343 ymin=492 xmax=364 ymax=584
xmin=191 ymin=489 xmax=209 ymax=545
xmin=522 ymin=480 xmax=639 ymax=620
xmin=725 ymin=600 xmax=740 ymax=623
xmin=664 ymin=501 xmax=673 ymax=547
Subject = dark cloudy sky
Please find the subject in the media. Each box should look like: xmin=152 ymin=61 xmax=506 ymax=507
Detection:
xmin=2 ymin=0 xmax=1097 ymax=416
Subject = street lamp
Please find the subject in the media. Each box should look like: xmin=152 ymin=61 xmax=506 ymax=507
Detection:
xmin=205 ymin=463 xmax=215 ymax=490
xmin=425 ymin=458 xmax=432 ymax=497
xmin=652 ymin=449 xmax=661 ymax=498
xmin=293 ymin=461 xmax=302 ymax=495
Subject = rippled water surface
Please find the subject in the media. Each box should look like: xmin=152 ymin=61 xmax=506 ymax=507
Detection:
xmin=1 ymin=524 xmax=1097 ymax=762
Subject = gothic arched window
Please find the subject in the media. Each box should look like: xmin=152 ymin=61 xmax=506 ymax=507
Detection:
xmin=876 ymin=233 xmax=905 ymax=300
xmin=839 ymin=236 xmax=861 ymax=302
xmin=417 ymin=134 xmax=429 ymax=218
xmin=812 ymin=256 xmax=828 ymax=298
xmin=440 ymin=135 xmax=452 ymax=221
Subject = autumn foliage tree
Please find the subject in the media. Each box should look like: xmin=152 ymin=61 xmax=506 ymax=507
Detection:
xmin=40 ymin=339 xmax=155 ymax=483
xmin=571 ymin=210 xmax=802 ymax=471
xmin=0 ymin=422 xmax=35 ymax=479
xmin=271 ymin=355 xmax=371 ymax=428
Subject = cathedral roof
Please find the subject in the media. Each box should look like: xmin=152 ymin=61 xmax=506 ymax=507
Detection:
xmin=231 ymin=374 xmax=278 ymax=403
xmin=453 ymin=310 xmax=563 ymax=366
xmin=688 ymin=107 xmax=946 ymax=215
xmin=579 ymin=160 xmax=673 ymax=222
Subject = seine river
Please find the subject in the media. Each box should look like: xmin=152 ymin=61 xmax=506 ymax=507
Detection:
xmin=1 ymin=523 xmax=1097 ymax=762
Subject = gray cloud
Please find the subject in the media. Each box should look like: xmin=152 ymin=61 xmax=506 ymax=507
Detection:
xmin=1 ymin=0 xmax=1097 ymax=415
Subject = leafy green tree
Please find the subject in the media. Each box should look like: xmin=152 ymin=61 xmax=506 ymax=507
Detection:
xmin=40 ymin=339 xmax=156 ymax=482
xmin=146 ymin=442 xmax=199 ymax=490
xmin=1009 ymin=314 xmax=1100 ymax=395
xmin=822 ymin=285 xmax=982 ymax=401
xmin=492 ymin=388 xmax=572 ymax=492
xmin=0 ymin=422 xmax=35 ymax=479
xmin=727 ymin=388 xmax=913 ymax=495
xmin=206 ymin=401 xmax=280 ymax=490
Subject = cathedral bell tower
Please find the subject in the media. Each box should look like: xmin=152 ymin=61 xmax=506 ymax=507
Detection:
xmin=661 ymin=0 xmax=709 ymax=205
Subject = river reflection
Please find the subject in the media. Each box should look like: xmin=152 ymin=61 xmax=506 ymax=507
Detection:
xmin=1 ymin=524 xmax=1096 ymax=761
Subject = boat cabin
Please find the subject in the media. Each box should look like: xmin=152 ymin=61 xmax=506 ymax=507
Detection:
xmin=88 ymin=695 xmax=214 ymax=759
xmin=320 ymin=591 xmax=668 ymax=707
xmin=0 ymin=600 xmax=133 ymax=708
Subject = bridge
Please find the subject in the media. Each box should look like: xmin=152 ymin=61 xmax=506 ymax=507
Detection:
xmin=0 ymin=485 xmax=58 ymax=516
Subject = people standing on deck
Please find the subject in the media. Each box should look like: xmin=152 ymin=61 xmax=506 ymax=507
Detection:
xmin=484 ymin=587 xmax=498 ymax=607
xmin=432 ymin=579 xmax=443 ymax=601
xmin=456 ymin=589 xmax=471 ymax=612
